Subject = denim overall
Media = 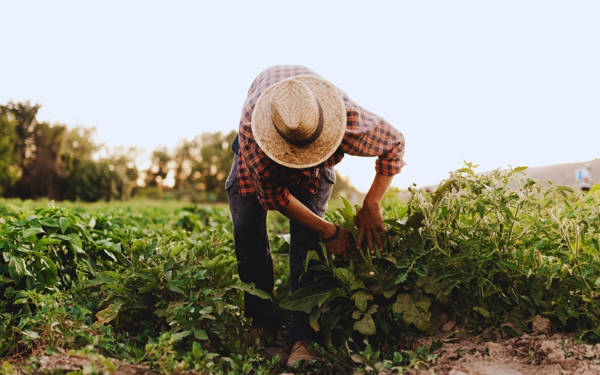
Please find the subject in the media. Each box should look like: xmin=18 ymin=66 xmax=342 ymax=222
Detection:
xmin=225 ymin=135 xmax=335 ymax=342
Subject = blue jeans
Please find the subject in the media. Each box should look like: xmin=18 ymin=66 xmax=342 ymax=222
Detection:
xmin=225 ymin=153 xmax=335 ymax=342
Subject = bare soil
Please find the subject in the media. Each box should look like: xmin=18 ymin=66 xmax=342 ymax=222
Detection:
xmin=35 ymin=352 xmax=155 ymax=375
xmin=5 ymin=316 xmax=600 ymax=374
xmin=407 ymin=316 xmax=600 ymax=375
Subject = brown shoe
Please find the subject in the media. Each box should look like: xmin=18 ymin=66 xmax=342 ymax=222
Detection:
xmin=286 ymin=340 xmax=317 ymax=367
xmin=265 ymin=346 xmax=288 ymax=364
xmin=246 ymin=327 xmax=271 ymax=343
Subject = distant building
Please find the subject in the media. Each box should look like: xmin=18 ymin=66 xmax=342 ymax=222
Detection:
xmin=575 ymin=163 xmax=593 ymax=191
xmin=419 ymin=159 xmax=599 ymax=193
xmin=524 ymin=159 xmax=598 ymax=189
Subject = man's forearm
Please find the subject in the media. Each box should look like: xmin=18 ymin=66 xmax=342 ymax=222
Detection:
xmin=364 ymin=173 xmax=394 ymax=204
xmin=279 ymin=195 xmax=337 ymax=239
xmin=355 ymin=173 xmax=395 ymax=252
xmin=279 ymin=174 xmax=394 ymax=244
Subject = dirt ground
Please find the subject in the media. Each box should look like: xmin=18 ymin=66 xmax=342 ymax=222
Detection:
xmin=408 ymin=316 xmax=600 ymax=375
xmin=28 ymin=334 xmax=600 ymax=375
xmin=6 ymin=316 xmax=600 ymax=374
xmin=33 ymin=351 xmax=155 ymax=375
xmin=419 ymin=333 xmax=600 ymax=375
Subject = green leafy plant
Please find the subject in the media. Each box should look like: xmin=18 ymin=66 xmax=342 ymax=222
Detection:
xmin=3 ymin=164 xmax=600 ymax=374
xmin=281 ymin=163 xmax=600 ymax=350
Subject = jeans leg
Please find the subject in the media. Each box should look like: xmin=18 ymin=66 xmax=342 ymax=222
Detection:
xmin=227 ymin=162 xmax=279 ymax=331
xmin=288 ymin=168 xmax=335 ymax=342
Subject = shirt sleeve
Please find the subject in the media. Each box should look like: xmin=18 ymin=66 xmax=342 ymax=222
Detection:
xmin=248 ymin=163 xmax=291 ymax=210
xmin=238 ymin=120 xmax=291 ymax=210
xmin=339 ymin=98 xmax=406 ymax=176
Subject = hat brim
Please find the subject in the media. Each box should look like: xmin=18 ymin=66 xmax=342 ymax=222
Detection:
xmin=252 ymin=75 xmax=346 ymax=169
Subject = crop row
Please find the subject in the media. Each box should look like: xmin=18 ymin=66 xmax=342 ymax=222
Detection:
xmin=1 ymin=165 xmax=600 ymax=374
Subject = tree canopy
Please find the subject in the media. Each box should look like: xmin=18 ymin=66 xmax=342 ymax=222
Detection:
xmin=0 ymin=101 xmax=360 ymax=203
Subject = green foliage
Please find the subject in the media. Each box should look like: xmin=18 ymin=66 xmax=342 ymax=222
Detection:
xmin=0 ymin=112 xmax=20 ymax=193
xmin=347 ymin=339 xmax=440 ymax=374
xmin=1 ymin=101 xmax=359 ymax=204
xmin=0 ymin=200 xmax=282 ymax=374
xmin=0 ymin=206 xmax=127 ymax=301
xmin=147 ymin=131 xmax=238 ymax=203
xmin=282 ymin=163 xmax=600 ymax=348
xmin=4 ymin=163 xmax=600 ymax=374
xmin=0 ymin=101 xmax=140 ymax=201
xmin=0 ymin=101 xmax=266 ymax=204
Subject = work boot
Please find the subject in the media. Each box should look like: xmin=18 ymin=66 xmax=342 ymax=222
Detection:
xmin=286 ymin=340 xmax=317 ymax=367
xmin=265 ymin=346 xmax=288 ymax=364
xmin=246 ymin=327 xmax=271 ymax=343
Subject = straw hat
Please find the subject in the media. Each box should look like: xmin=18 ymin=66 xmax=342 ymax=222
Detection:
xmin=251 ymin=75 xmax=346 ymax=169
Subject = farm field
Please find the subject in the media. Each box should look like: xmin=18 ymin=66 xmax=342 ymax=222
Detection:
xmin=2 ymin=165 xmax=600 ymax=374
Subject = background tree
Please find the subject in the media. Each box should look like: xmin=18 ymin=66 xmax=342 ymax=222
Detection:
xmin=146 ymin=131 xmax=236 ymax=202
xmin=1 ymin=101 xmax=359 ymax=202
xmin=59 ymin=127 xmax=99 ymax=174
xmin=191 ymin=131 xmax=236 ymax=202
xmin=0 ymin=110 xmax=21 ymax=194
xmin=1 ymin=102 xmax=67 ymax=199
xmin=144 ymin=148 xmax=171 ymax=188
xmin=3 ymin=102 xmax=40 ymax=166
xmin=15 ymin=122 xmax=67 ymax=199
xmin=0 ymin=101 xmax=139 ymax=201
xmin=0 ymin=102 xmax=41 ymax=196
xmin=58 ymin=127 xmax=101 ymax=200
xmin=103 ymin=148 xmax=140 ymax=200
xmin=60 ymin=146 xmax=139 ymax=202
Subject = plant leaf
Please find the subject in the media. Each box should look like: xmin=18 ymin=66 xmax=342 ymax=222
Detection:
xmin=304 ymin=250 xmax=320 ymax=271
xmin=231 ymin=282 xmax=272 ymax=300
xmin=352 ymin=290 xmax=373 ymax=312
xmin=333 ymin=267 xmax=364 ymax=291
xmin=22 ymin=227 xmax=44 ymax=241
xmin=309 ymin=307 xmax=322 ymax=331
xmin=473 ymin=306 xmax=491 ymax=318
xmin=8 ymin=256 xmax=27 ymax=282
xmin=392 ymin=294 xmax=431 ymax=331
xmin=59 ymin=217 xmax=69 ymax=233
xmin=353 ymin=316 xmax=376 ymax=335
xmin=318 ymin=287 xmax=347 ymax=307
xmin=279 ymin=282 xmax=339 ymax=313
xmin=194 ymin=329 xmax=209 ymax=340
xmin=95 ymin=300 xmax=125 ymax=326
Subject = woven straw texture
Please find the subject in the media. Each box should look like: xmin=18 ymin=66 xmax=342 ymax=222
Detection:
xmin=251 ymin=75 xmax=346 ymax=169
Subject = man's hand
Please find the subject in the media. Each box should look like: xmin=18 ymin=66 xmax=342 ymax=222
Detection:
xmin=279 ymin=196 xmax=356 ymax=257
xmin=355 ymin=200 xmax=384 ymax=254
xmin=280 ymin=196 xmax=356 ymax=255
xmin=356 ymin=173 xmax=395 ymax=254
xmin=324 ymin=227 xmax=356 ymax=257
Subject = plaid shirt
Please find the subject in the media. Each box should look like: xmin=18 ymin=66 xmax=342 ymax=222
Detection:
xmin=236 ymin=65 xmax=405 ymax=210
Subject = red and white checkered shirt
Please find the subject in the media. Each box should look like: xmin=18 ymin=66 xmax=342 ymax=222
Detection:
xmin=236 ymin=65 xmax=405 ymax=210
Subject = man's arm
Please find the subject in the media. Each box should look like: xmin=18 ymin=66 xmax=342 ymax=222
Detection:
xmin=337 ymin=99 xmax=405 ymax=254
xmin=279 ymin=195 xmax=336 ymax=238
xmin=279 ymin=195 xmax=354 ymax=255
xmin=355 ymin=173 xmax=394 ymax=254
xmin=279 ymin=173 xmax=395 ymax=256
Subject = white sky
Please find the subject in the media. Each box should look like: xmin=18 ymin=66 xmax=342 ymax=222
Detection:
xmin=1 ymin=0 xmax=599 ymax=192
